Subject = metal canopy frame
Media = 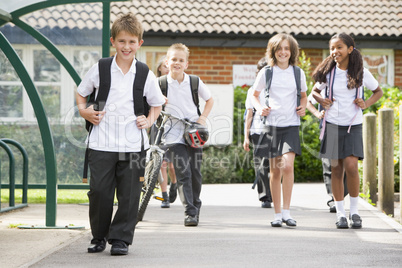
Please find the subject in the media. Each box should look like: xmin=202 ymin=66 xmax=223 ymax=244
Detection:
xmin=0 ymin=0 xmax=127 ymax=227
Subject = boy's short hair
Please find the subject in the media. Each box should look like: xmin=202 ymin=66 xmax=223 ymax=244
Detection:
xmin=111 ymin=13 xmax=143 ymax=40
xmin=166 ymin=43 xmax=190 ymax=60
xmin=265 ymin=33 xmax=299 ymax=67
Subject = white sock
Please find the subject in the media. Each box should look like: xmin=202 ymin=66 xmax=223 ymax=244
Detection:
xmin=335 ymin=200 xmax=346 ymax=218
xmin=282 ymin=209 xmax=291 ymax=220
xmin=349 ymin=196 xmax=359 ymax=216
xmin=274 ymin=213 xmax=282 ymax=221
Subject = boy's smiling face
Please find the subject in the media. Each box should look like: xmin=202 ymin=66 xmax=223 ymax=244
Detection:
xmin=166 ymin=50 xmax=188 ymax=78
xmin=110 ymin=30 xmax=143 ymax=64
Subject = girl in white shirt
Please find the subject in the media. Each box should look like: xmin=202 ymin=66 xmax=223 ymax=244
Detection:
xmin=252 ymin=34 xmax=308 ymax=227
xmin=312 ymin=33 xmax=383 ymax=229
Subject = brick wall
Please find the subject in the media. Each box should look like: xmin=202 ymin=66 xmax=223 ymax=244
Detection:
xmin=187 ymin=46 xmax=402 ymax=88
xmin=395 ymin=50 xmax=402 ymax=88
xmin=187 ymin=47 xmax=266 ymax=84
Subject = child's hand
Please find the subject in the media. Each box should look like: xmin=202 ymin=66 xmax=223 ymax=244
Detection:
xmin=196 ymin=116 xmax=207 ymax=126
xmin=354 ymin=98 xmax=367 ymax=109
xmin=318 ymin=110 xmax=325 ymax=119
xmin=80 ymin=105 xmax=105 ymax=125
xmin=321 ymin=98 xmax=335 ymax=110
xmin=296 ymin=106 xmax=306 ymax=116
xmin=260 ymin=106 xmax=271 ymax=116
xmin=243 ymin=138 xmax=250 ymax=152
xmin=136 ymin=115 xmax=150 ymax=129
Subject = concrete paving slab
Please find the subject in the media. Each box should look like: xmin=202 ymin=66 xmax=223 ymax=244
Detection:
xmin=0 ymin=183 xmax=401 ymax=268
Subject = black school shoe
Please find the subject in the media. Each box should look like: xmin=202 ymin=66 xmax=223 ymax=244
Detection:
xmin=349 ymin=214 xmax=362 ymax=229
xmin=261 ymin=201 xmax=272 ymax=208
xmin=336 ymin=217 xmax=349 ymax=229
xmin=87 ymin=238 xmax=106 ymax=253
xmin=184 ymin=215 xmax=198 ymax=226
xmin=282 ymin=218 xmax=297 ymax=227
xmin=271 ymin=219 xmax=282 ymax=227
xmin=110 ymin=240 xmax=129 ymax=255
xmin=169 ymin=183 xmax=178 ymax=203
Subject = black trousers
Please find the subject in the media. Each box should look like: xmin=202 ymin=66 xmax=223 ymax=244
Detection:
xmin=168 ymin=144 xmax=202 ymax=217
xmin=87 ymin=149 xmax=143 ymax=245
xmin=251 ymin=134 xmax=272 ymax=202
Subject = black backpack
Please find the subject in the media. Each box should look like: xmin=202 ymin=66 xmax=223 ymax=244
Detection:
xmin=157 ymin=74 xmax=201 ymax=116
xmin=263 ymin=65 xmax=302 ymax=109
xmin=85 ymin=57 xmax=150 ymax=131
xmin=83 ymin=57 xmax=150 ymax=182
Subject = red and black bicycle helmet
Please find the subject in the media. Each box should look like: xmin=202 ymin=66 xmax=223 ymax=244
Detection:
xmin=184 ymin=122 xmax=209 ymax=148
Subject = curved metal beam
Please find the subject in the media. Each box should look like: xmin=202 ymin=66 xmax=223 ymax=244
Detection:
xmin=0 ymin=31 xmax=57 ymax=226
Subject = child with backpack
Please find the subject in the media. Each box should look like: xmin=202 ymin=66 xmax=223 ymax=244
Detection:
xmin=312 ymin=33 xmax=383 ymax=229
xmin=243 ymin=57 xmax=272 ymax=208
xmin=155 ymin=56 xmax=178 ymax=208
xmin=76 ymin=14 xmax=165 ymax=255
xmin=160 ymin=43 xmax=214 ymax=226
xmin=252 ymin=33 xmax=308 ymax=227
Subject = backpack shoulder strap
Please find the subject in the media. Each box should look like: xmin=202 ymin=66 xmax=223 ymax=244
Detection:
xmin=85 ymin=57 xmax=113 ymax=132
xmin=293 ymin=66 xmax=302 ymax=107
xmin=158 ymin=75 xmax=168 ymax=96
xmin=133 ymin=60 xmax=149 ymax=116
xmin=189 ymin=75 xmax=201 ymax=116
xmin=264 ymin=66 xmax=273 ymax=107
xmin=96 ymin=57 xmax=114 ymax=111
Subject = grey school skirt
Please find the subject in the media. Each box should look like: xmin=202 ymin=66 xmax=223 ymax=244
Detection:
xmin=258 ymin=126 xmax=301 ymax=158
xmin=320 ymin=122 xmax=363 ymax=160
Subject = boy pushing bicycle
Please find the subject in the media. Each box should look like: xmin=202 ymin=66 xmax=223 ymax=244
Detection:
xmin=161 ymin=43 xmax=214 ymax=226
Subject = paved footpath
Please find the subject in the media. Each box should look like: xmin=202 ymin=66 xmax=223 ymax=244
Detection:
xmin=1 ymin=183 xmax=401 ymax=268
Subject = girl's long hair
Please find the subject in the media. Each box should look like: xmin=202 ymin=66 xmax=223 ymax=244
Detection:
xmin=312 ymin=33 xmax=363 ymax=89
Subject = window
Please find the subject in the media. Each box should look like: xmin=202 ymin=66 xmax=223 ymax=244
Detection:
xmin=0 ymin=49 xmax=23 ymax=119
xmin=136 ymin=46 xmax=169 ymax=76
xmin=361 ymin=49 xmax=394 ymax=86
xmin=0 ymin=45 xmax=101 ymax=122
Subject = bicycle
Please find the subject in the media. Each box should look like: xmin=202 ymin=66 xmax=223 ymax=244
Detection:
xmin=137 ymin=110 xmax=193 ymax=223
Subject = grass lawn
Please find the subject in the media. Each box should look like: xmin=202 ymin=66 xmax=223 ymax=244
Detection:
xmin=1 ymin=189 xmax=89 ymax=204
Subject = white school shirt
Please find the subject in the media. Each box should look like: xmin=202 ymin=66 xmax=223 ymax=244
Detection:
xmin=314 ymin=67 xmax=378 ymax=126
xmin=77 ymin=57 xmax=165 ymax=152
xmin=245 ymin=86 xmax=265 ymax=135
xmin=163 ymin=73 xmax=212 ymax=144
xmin=253 ymin=65 xmax=308 ymax=127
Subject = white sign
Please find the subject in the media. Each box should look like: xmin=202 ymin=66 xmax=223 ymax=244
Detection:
xmin=199 ymin=84 xmax=233 ymax=146
xmin=232 ymin=65 xmax=257 ymax=87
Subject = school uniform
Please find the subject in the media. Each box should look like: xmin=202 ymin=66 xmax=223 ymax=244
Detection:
xmin=245 ymin=87 xmax=272 ymax=202
xmin=77 ymin=57 xmax=165 ymax=245
xmin=253 ymin=65 xmax=308 ymax=158
xmin=315 ymin=67 xmax=378 ymax=160
xmin=163 ymin=73 xmax=212 ymax=218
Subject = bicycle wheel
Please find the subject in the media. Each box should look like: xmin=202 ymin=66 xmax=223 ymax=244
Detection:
xmin=137 ymin=151 xmax=162 ymax=223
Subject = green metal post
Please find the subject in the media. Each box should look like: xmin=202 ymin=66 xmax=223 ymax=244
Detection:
xmin=0 ymin=32 xmax=58 ymax=226
xmin=0 ymin=140 xmax=15 ymax=207
xmin=102 ymin=1 xmax=111 ymax=58
xmin=2 ymin=139 xmax=29 ymax=204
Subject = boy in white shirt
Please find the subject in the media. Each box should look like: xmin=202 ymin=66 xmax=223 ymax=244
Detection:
xmin=76 ymin=14 xmax=164 ymax=255
xmin=162 ymin=43 xmax=214 ymax=226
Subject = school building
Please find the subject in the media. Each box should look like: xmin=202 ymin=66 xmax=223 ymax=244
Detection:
xmin=0 ymin=0 xmax=401 ymax=123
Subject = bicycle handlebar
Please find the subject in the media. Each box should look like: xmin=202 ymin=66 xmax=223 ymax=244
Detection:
xmin=160 ymin=110 xmax=192 ymax=126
